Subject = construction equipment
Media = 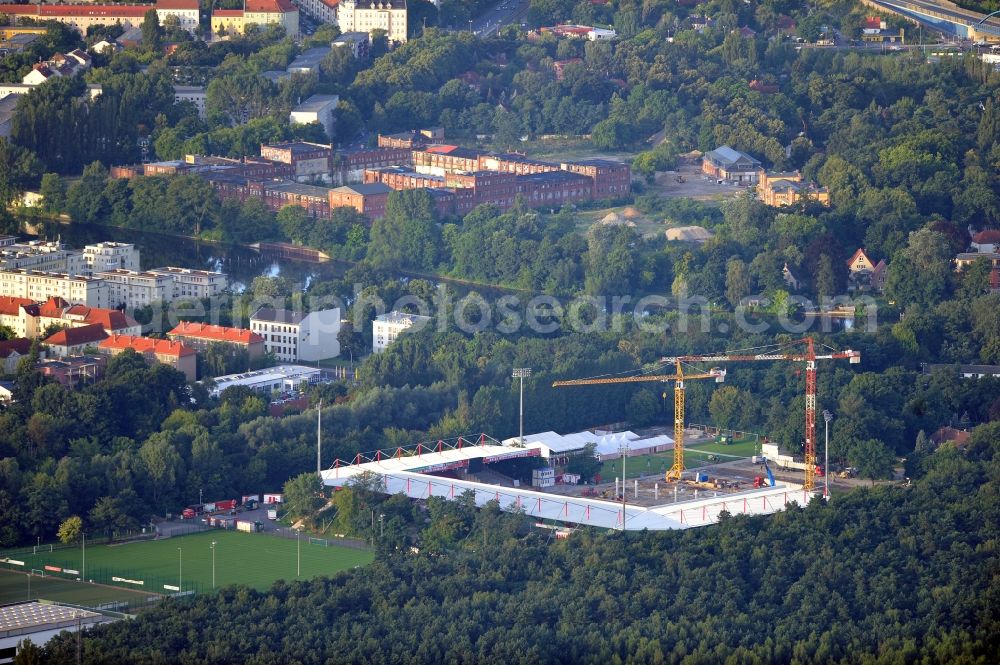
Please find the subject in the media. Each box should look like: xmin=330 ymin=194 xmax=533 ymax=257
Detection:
xmin=662 ymin=337 xmax=860 ymax=492
xmin=753 ymin=457 xmax=776 ymax=489
xmin=553 ymin=362 xmax=726 ymax=482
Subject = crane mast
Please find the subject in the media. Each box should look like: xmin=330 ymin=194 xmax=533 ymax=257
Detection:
xmin=661 ymin=337 xmax=860 ymax=492
xmin=553 ymin=362 xmax=726 ymax=482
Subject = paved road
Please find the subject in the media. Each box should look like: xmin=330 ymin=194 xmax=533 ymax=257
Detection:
xmin=469 ymin=0 xmax=530 ymax=37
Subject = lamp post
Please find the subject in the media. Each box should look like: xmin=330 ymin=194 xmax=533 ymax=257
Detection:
xmin=81 ymin=532 xmax=85 ymax=583
xmin=469 ymin=19 xmax=473 ymax=33
xmin=177 ymin=547 xmax=182 ymax=592
xmin=822 ymin=410 xmax=833 ymax=499
xmin=211 ymin=541 xmax=217 ymax=589
xmin=296 ymin=530 xmax=300 ymax=578
xmin=512 ymin=368 xmax=531 ymax=446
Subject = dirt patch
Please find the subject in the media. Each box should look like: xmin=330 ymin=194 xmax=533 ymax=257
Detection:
xmin=648 ymin=163 xmax=747 ymax=203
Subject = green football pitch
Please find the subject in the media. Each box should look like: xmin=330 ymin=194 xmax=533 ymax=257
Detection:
xmin=0 ymin=569 xmax=158 ymax=608
xmin=0 ymin=530 xmax=373 ymax=603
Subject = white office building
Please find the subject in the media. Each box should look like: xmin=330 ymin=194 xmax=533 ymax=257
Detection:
xmin=372 ymin=310 xmax=431 ymax=352
xmin=0 ymin=270 xmax=109 ymax=308
xmin=250 ymin=306 xmax=341 ymax=362
xmin=146 ymin=267 xmax=228 ymax=299
xmin=93 ymin=269 xmax=173 ymax=308
xmin=82 ymin=242 xmax=140 ymax=273
xmin=0 ymin=240 xmax=86 ymax=274
xmin=289 ymin=94 xmax=339 ymax=139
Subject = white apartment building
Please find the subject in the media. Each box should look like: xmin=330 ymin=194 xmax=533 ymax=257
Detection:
xmin=147 ymin=267 xmax=228 ymax=299
xmin=372 ymin=310 xmax=431 ymax=352
xmin=0 ymin=270 xmax=109 ymax=308
xmin=93 ymin=269 xmax=173 ymax=308
xmin=250 ymin=306 xmax=341 ymax=362
xmin=82 ymin=242 xmax=140 ymax=273
xmin=174 ymin=86 xmax=207 ymax=119
xmin=0 ymin=240 xmax=86 ymax=274
xmin=295 ymin=0 xmax=339 ymax=25
xmin=290 ymin=94 xmax=339 ymax=139
xmin=337 ymin=0 xmax=407 ymax=43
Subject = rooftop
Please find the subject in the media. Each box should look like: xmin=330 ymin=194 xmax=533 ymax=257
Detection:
xmin=63 ymin=304 xmax=140 ymax=331
xmin=375 ymin=310 xmax=431 ymax=324
xmin=43 ymin=323 xmax=109 ymax=348
xmin=0 ymin=338 xmax=32 ymax=358
xmin=262 ymin=141 xmax=332 ymax=155
xmin=208 ymin=364 xmax=323 ymax=393
xmin=100 ymin=334 xmax=196 ymax=358
xmin=334 ymin=183 xmax=392 ymax=196
xmin=0 ymin=602 xmax=104 ymax=640
xmin=705 ymin=145 xmax=761 ymax=167
xmin=251 ymin=306 xmax=306 ymax=325
xmin=264 ymin=181 xmax=332 ymax=198
xmin=0 ymin=295 xmax=35 ymax=316
xmin=292 ymin=94 xmax=340 ymax=113
xmin=245 ymin=0 xmax=298 ymax=12
xmin=168 ymin=321 xmax=263 ymax=344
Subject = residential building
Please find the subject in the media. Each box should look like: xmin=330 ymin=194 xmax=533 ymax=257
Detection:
xmin=560 ymin=159 xmax=631 ymax=199
xmin=0 ymin=240 xmax=86 ymax=274
xmin=174 ymin=86 xmax=207 ymax=119
xmin=99 ymin=334 xmax=197 ymax=382
xmin=260 ymin=181 xmax=332 ymax=218
xmin=955 ymin=252 xmax=1000 ymax=270
xmin=36 ymin=355 xmax=106 ymax=388
xmin=146 ymin=267 xmax=228 ymax=299
xmin=0 ymin=94 xmax=18 ymax=138
xmin=970 ymin=229 xmax=1000 ymax=253
xmin=702 ymin=145 xmax=762 ymax=184
xmin=289 ymin=94 xmax=339 ymax=139
xmin=42 ymin=323 xmax=108 ymax=358
xmin=206 ymin=364 xmax=323 ymax=397
xmin=923 ymin=364 xmax=1000 ymax=379
xmin=377 ymin=128 xmax=442 ymax=149
xmin=847 ymin=248 xmax=876 ymax=274
xmin=82 ymin=242 xmax=140 ymax=273
xmin=758 ymin=171 xmax=830 ymax=207
xmin=870 ymin=260 xmax=888 ymax=293
xmin=372 ymin=310 xmax=431 ymax=352
xmin=0 ymin=338 xmax=32 ymax=374
xmin=295 ymin=0 xmax=340 ymax=24
xmin=211 ymin=0 xmax=300 ymax=37
xmin=53 ymin=302 xmax=142 ymax=337
xmin=1 ymin=0 xmax=200 ymax=35
xmin=0 ymin=270 xmax=109 ymax=308
xmin=328 ymin=183 xmax=391 ymax=219
xmin=249 ymin=306 xmax=341 ymax=362
xmin=286 ymin=47 xmax=331 ymax=75
xmin=337 ymin=0 xmax=408 ymax=43
xmin=332 ymin=31 xmax=370 ymax=59
xmin=259 ymin=142 xmax=332 ymax=180
xmin=93 ymin=269 xmax=173 ymax=308
xmin=167 ymin=321 xmax=265 ymax=357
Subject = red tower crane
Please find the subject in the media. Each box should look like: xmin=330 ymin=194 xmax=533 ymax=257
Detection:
xmin=660 ymin=337 xmax=860 ymax=492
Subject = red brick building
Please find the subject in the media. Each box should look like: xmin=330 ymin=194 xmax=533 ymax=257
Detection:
xmin=561 ymin=159 xmax=632 ymax=199
xmin=328 ymin=183 xmax=392 ymax=219
xmin=99 ymin=334 xmax=197 ymax=382
xmin=167 ymin=321 xmax=265 ymax=357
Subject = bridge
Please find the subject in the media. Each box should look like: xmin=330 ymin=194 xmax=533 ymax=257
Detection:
xmin=320 ymin=434 xmax=812 ymax=531
xmin=863 ymin=0 xmax=1000 ymax=41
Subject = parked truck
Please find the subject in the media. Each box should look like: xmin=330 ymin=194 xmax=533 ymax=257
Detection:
xmin=237 ymin=520 xmax=263 ymax=533
xmin=267 ymin=508 xmax=278 ymax=520
xmin=214 ymin=499 xmax=237 ymax=513
xmin=181 ymin=505 xmax=204 ymax=519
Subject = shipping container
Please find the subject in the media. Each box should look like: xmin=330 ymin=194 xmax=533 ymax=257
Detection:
xmin=263 ymin=493 xmax=283 ymax=504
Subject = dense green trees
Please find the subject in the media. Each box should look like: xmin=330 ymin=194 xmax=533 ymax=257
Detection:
xmin=40 ymin=430 xmax=1000 ymax=663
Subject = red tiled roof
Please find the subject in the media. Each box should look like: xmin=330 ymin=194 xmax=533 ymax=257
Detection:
xmin=43 ymin=323 xmax=108 ymax=348
xmin=846 ymin=248 xmax=872 ymax=268
xmin=863 ymin=17 xmax=882 ymax=29
xmin=100 ymin=334 xmax=195 ymax=358
xmin=0 ymin=4 xmax=150 ymax=18
xmin=990 ymin=267 xmax=1000 ymax=290
xmin=64 ymin=305 xmax=139 ymax=332
xmin=972 ymin=229 xmax=1000 ymax=244
xmin=168 ymin=321 xmax=263 ymax=345
xmin=38 ymin=296 xmax=69 ymax=318
xmin=0 ymin=296 xmax=35 ymax=317
xmin=213 ymin=9 xmax=244 ymax=16
xmin=245 ymin=0 xmax=298 ymax=13
xmin=156 ymin=0 xmax=199 ymax=9
xmin=426 ymin=145 xmax=459 ymax=154
xmin=0 ymin=338 xmax=32 ymax=359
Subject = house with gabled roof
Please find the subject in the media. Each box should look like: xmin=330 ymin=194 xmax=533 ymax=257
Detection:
xmin=42 ymin=323 xmax=108 ymax=358
xmin=702 ymin=145 xmax=762 ymax=184
xmin=167 ymin=321 xmax=265 ymax=357
xmin=99 ymin=334 xmax=197 ymax=382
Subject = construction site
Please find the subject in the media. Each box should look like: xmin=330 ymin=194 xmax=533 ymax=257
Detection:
xmin=321 ymin=338 xmax=860 ymax=531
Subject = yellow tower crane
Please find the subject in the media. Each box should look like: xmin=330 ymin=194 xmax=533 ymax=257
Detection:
xmin=552 ymin=362 xmax=727 ymax=482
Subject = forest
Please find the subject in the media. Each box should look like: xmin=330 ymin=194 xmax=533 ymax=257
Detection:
xmin=33 ymin=426 xmax=1000 ymax=664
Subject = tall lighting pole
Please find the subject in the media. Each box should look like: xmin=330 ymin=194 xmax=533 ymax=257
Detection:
xmin=177 ymin=548 xmax=182 ymax=592
xmin=512 ymin=368 xmax=531 ymax=446
xmin=317 ymin=399 xmax=323 ymax=478
xmin=619 ymin=440 xmax=629 ymax=532
xmin=211 ymin=541 xmax=217 ymax=589
xmin=822 ymin=410 xmax=833 ymax=499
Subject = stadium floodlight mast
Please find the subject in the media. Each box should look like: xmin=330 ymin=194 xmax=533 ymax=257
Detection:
xmin=512 ymin=368 xmax=532 ymax=446
xmin=619 ymin=440 xmax=629 ymax=532
xmin=177 ymin=547 xmax=182 ymax=592
xmin=211 ymin=541 xmax=217 ymax=589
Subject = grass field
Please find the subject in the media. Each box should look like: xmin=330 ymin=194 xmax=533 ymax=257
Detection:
xmin=0 ymin=530 xmax=373 ymax=603
xmin=0 ymin=570 xmax=158 ymax=608
xmin=601 ymin=438 xmax=760 ymax=480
